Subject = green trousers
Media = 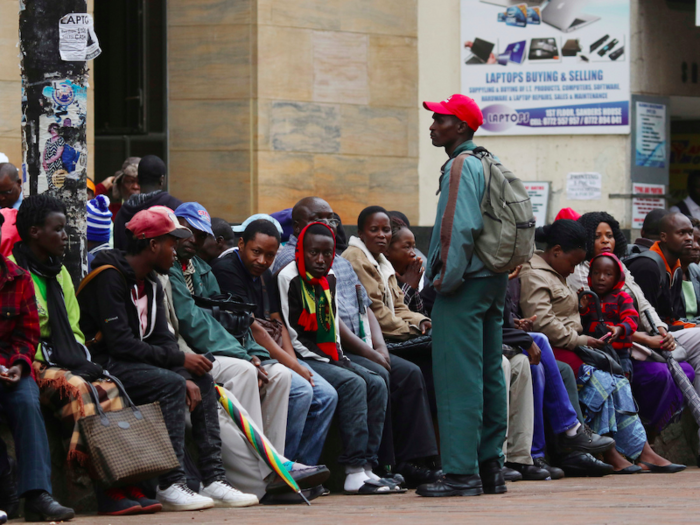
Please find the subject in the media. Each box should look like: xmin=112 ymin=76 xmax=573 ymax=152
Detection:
xmin=432 ymin=273 xmax=508 ymax=475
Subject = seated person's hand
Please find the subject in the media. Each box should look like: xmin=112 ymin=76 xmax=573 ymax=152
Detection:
xmin=586 ymin=336 xmax=604 ymax=349
xmin=420 ymin=319 xmax=432 ymax=334
xmin=185 ymin=380 xmax=201 ymax=412
xmin=369 ymin=350 xmax=391 ymax=372
xmin=294 ymin=363 xmax=315 ymax=387
xmin=401 ymin=259 xmax=424 ymax=291
xmin=514 ymin=315 xmax=536 ymax=332
xmin=0 ymin=364 xmax=23 ymax=387
xmin=508 ymin=265 xmax=522 ymax=281
xmin=251 ymin=356 xmax=269 ymax=388
xmin=660 ymin=332 xmax=676 ymax=351
xmin=607 ymin=325 xmax=625 ymax=341
xmin=183 ymin=353 xmax=213 ymax=376
xmin=579 ymin=293 xmax=590 ymax=310
xmin=525 ymin=342 xmax=541 ymax=365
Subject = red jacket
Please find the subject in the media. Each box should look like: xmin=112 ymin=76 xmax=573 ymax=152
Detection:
xmin=0 ymin=256 xmax=39 ymax=375
xmin=581 ymin=253 xmax=639 ymax=351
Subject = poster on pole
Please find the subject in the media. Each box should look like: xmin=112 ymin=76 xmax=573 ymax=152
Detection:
xmin=635 ymin=101 xmax=666 ymax=168
xmin=523 ymin=181 xmax=550 ymax=226
xmin=631 ymin=183 xmax=665 ymax=228
xmin=460 ymin=0 xmax=630 ymax=136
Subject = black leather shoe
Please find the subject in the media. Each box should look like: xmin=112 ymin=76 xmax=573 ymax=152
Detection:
xmin=395 ymin=462 xmax=441 ymax=489
xmin=416 ymin=474 xmax=483 ymax=497
xmin=0 ymin=457 xmax=19 ymax=519
xmin=479 ymin=460 xmax=507 ymax=494
xmin=559 ymin=425 xmax=615 ymax=455
xmin=533 ymin=457 xmax=565 ymax=480
xmin=24 ymin=491 xmax=75 ymax=522
xmin=502 ymin=467 xmax=522 ymax=482
xmin=559 ymin=451 xmax=613 ymax=477
xmin=504 ymin=462 xmax=551 ymax=481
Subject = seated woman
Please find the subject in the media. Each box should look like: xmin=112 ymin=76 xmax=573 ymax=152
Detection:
xmin=11 ymin=195 xmax=162 ymax=516
xmin=385 ymin=216 xmax=430 ymax=316
xmin=568 ymin=212 xmax=694 ymax=439
xmin=519 ymin=219 xmax=683 ymax=473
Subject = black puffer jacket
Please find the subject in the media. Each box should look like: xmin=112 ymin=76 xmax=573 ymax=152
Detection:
xmin=113 ymin=191 xmax=182 ymax=251
xmin=77 ymin=249 xmax=186 ymax=372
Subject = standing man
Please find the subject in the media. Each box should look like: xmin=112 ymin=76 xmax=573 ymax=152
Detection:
xmin=417 ymin=94 xmax=508 ymax=497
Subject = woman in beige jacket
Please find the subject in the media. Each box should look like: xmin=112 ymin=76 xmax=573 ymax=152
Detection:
xmin=342 ymin=206 xmax=431 ymax=341
xmin=520 ymin=219 xmax=680 ymax=474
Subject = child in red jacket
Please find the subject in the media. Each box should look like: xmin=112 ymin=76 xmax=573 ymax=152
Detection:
xmin=580 ymin=253 xmax=639 ymax=364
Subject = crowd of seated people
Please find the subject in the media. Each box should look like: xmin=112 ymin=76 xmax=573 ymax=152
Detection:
xmin=0 ymin=153 xmax=698 ymax=520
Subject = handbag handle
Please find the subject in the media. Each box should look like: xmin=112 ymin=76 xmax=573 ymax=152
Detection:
xmin=85 ymin=371 xmax=143 ymax=427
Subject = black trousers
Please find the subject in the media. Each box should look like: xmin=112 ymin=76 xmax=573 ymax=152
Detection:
xmin=348 ymin=353 xmax=438 ymax=466
xmin=106 ymin=360 xmax=226 ymax=488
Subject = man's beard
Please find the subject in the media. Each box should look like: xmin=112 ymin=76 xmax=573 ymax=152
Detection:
xmin=154 ymin=265 xmax=171 ymax=275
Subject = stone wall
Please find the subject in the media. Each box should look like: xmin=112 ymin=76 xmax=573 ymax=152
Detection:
xmin=167 ymin=0 xmax=420 ymax=225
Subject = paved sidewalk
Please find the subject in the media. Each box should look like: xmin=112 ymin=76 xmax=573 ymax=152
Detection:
xmin=19 ymin=469 xmax=700 ymax=525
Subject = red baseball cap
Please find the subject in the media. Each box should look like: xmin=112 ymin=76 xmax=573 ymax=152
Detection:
xmin=126 ymin=206 xmax=193 ymax=240
xmin=423 ymin=94 xmax=483 ymax=131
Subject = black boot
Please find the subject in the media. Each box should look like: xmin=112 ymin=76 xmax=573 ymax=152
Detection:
xmin=479 ymin=459 xmax=507 ymax=494
xmin=416 ymin=473 xmax=482 ymax=497
xmin=533 ymin=457 xmax=565 ymax=480
xmin=23 ymin=491 xmax=75 ymax=522
xmin=0 ymin=457 xmax=19 ymax=519
xmin=504 ymin=461 xmax=550 ymax=481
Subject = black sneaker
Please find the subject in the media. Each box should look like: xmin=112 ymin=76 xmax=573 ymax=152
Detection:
xmin=23 ymin=491 xmax=75 ymax=522
xmin=559 ymin=424 xmax=615 ymax=454
xmin=533 ymin=457 xmax=565 ymax=480
xmin=95 ymin=487 xmax=142 ymax=516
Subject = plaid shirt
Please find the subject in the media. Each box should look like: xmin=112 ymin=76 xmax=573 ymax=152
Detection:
xmin=0 ymin=256 xmax=39 ymax=373
xmin=273 ymin=235 xmax=371 ymax=336
xmin=401 ymin=282 xmax=427 ymax=316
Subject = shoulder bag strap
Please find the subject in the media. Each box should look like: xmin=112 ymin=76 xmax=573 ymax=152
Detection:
xmin=260 ymin=274 xmax=271 ymax=320
xmin=435 ymin=153 xmax=468 ymax=291
xmin=76 ymin=264 xmax=124 ymax=296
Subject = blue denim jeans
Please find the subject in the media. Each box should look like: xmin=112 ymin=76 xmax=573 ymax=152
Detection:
xmin=0 ymin=376 xmax=52 ymax=496
xmin=528 ymin=332 xmax=579 ymax=459
xmin=285 ymin=361 xmax=338 ymax=465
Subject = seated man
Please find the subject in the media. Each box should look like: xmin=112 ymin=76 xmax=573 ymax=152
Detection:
xmin=278 ymin=222 xmax=396 ymax=494
xmin=78 ymin=206 xmax=257 ymax=510
xmin=273 ymin=197 xmax=439 ymax=487
xmin=168 ymin=203 xmax=293 ymax=455
xmin=210 ymin=217 xmax=337 ymax=466
xmin=501 ymin=352 xmax=548 ymax=481
xmin=198 ymin=217 xmax=237 ymax=265
xmin=0 ymin=210 xmax=74 ymax=522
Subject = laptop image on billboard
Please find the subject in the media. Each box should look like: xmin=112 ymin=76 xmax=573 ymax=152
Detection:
xmin=480 ymin=0 xmax=544 ymax=6
xmin=542 ymin=0 xmax=600 ymax=32
xmin=465 ymin=38 xmax=495 ymax=64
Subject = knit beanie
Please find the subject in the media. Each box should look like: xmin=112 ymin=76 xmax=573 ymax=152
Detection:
xmin=87 ymin=194 xmax=112 ymax=243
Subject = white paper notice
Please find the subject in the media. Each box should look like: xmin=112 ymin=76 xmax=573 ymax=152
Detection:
xmin=632 ymin=183 xmax=665 ymax=229
xmin=59 ymin=14 xmax=101 ymax=61
xmin=635 ymin=102 xmax=666 ymax=168
xmin=566 ymin=173 xmax=602 ymax=201
xmin=523 ymin=182 xmax=550 ymax=227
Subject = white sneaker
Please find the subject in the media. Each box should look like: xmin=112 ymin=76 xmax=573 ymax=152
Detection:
xmin=156 ymin=483 xmax=215 ymax=512
xmin=200 ymin=480 xmax=259 ymax=508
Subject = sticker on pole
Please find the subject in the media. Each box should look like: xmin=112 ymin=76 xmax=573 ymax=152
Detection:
xmin=58 ymin=13 xmax=101 ymax=61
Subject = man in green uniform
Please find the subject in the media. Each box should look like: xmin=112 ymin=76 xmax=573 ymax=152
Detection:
xmin=416 ymin=94 xmax=509 ymax=497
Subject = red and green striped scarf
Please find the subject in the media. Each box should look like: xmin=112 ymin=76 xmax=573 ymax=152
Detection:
xmin=294 ymin=222 xmax=338 ymax=360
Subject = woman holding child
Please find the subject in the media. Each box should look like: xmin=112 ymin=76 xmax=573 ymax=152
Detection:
xmin=568 ymin=212 xmax=694 ymax=437
xmin=519 ymin=219 xmax=683 ymax=473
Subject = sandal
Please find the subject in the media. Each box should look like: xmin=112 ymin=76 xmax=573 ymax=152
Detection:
xmin=344 ymin=479 xmax=407 ymax=495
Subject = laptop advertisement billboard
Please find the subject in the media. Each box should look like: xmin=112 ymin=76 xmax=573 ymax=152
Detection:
xmin=461 ymin=0 xmax=630 ymax=135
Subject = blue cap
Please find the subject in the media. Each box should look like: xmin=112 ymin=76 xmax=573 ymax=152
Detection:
xmin=174 ymin=202 xmax=214 ymax=236
xmin=232 ymin=213 xmax=283 ymax=235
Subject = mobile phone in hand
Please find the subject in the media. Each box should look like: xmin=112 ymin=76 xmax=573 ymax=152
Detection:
xmin=600 ymin=333 xmax=612 ymax=341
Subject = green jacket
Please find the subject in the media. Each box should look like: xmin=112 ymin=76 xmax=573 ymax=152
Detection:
xmin=169 ymin=256 xmax=269 ymax=361
xmin=9 ymin=256 xmax=85 ymax=362
xmin=427 ymin=140 xmax=495 ymax=294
